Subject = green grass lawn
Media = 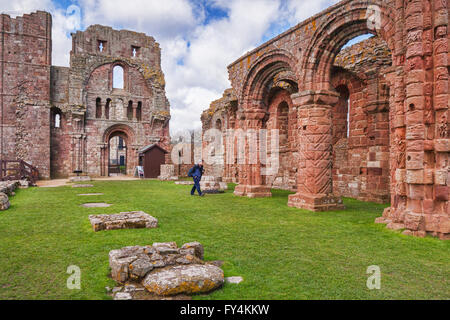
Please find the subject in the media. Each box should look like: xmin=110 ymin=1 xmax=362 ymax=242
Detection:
xmin=0 ymin=180 xmax=448 ymax=300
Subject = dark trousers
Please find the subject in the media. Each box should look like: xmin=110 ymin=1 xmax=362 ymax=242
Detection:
xmin=191 ymin=176 xmax=202 ymax=195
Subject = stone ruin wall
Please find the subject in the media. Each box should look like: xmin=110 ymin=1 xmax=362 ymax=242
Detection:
xmin=52 ymin=25 xmax=171 ymax=178
xmin=202 ymin=0 xmax=449 ymax=239
xmin=0 ymin=12 xmax=171 ymax=179
xmin=0 ymin=11 xmax=52 ymax=178
xmin=202 ymin=37 xmax=393 ymax=203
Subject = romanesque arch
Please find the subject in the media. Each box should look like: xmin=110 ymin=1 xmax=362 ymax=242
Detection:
xmin=213 ymin=0 xmax=449 ymax=238
xmin=234 ymin=49 xmax=298 ymax=198
xmin=101 ymin=124 xmax=136 ymax=176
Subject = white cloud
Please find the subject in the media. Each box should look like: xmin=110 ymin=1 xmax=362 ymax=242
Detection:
xmin=79 ymin=0 xmax=200 ymax=37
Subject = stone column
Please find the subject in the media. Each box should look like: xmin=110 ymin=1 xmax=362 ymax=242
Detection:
xmin=288 ymin=90 xmax=344 ymax=211
xmin=234 ymin=109 xmax=272 ymax=198
xmin=132 ymin=105 xmax=137 ymax=121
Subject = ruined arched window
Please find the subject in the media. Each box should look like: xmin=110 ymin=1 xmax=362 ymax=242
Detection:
xmin=96 ymin=98 xmax=102 ymax=118
xmin=136 ymin=102 xmax=142 ymax=121
xmin=113 ymin=65 xmax=124 ymax=89
xmin=51 ymin=107 xmax=62 ymax=128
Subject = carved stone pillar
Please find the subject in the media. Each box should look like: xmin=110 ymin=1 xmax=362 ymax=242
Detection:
xmin=234 ymin=108 xmax=272 ymax=198
xmin=288 ymin=90 xmax=345 ymax=211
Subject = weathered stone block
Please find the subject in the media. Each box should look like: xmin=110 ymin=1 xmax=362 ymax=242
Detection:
xmin=89 ymin=211 xmax=158 ymax=232
xmin=143 ymin=264 xmax=224 ymax=296
xmin=109 ymin=242 xmax=207 ymax=285
xmin=404 ymin=212 xmax=425 ymax=231
xmin=0 ymin=193 xmax=10 ymax=211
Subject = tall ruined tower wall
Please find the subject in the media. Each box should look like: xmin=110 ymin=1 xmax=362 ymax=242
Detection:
xmin=0 ymin=11 xmax=52 ymax=178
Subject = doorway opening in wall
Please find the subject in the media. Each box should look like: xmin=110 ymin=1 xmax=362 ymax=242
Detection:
xmin=108 ymin=135 xmax=127 ymax=176
xmin=330 ymin=32 xmax=392 ymax=203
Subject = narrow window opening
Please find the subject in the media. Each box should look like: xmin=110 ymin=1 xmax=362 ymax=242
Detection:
xmin=132 ymin=46 xmax=140 ymax=58
xmin=55 ymin=113 xmax=61 ymax=128
xmin=127 ymin=101 xmax=133 ymax=120
xmin=96 ymin=98 xmax=102 ymax=118
xmin=105 ymin=99 xmax=111 ymax=120
xmin=51 ymin=107 xmax=62 ymax=128
xmin=136 ymin=101 xmax=142 ymax=121
xmin=98 ymin=40 xmax=106 ymax=52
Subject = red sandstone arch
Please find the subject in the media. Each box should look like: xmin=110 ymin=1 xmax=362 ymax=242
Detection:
xmin=300 ymin=0 xmax=397 ymax=91
xmin=101 ymin=124 xmax=136 ymax=176
xmin=240 ymin=49 xmax=298 ymax=108
xmin=83 ymin=60 xmax=154 ymax=96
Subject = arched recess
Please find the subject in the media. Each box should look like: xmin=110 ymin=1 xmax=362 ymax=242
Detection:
xmin=300 ymin=1 xmax=396 ymax=91
xmin=234 ymin=49 xmax=298 ymax=197
xmin=288 ymin=1 xmax=397 ymax=211
xmin=265 ymin=89 xmax=297 ymax=190
xmin=101 ymin=124 xmax=135 ymax=176
xmin=241 ymin=49 xmax=298 ymax=107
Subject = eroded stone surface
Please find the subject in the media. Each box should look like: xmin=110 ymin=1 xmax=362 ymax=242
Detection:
xmin=89 ymin=211 xmax=158 ymax=232
xmin=143 ymin=264 xmax=224 ymax=296
xmin=109 ymin=242 xmax=204 ymax=283
xmin=158 ymin=165 xmax=178 ymax=181
xmin=0 ymin=193 xmax=10 ymax=211
xmin=0 ymin=181 xmax=20 ymax=195
xmin=200 ymin=176 xmax=224 ymax=194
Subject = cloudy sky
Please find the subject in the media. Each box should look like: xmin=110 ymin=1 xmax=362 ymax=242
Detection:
xmin=1 ymin=0 xmax=345 ymax=135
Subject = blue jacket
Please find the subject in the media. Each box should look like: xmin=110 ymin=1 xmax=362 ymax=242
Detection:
xmin=188 ymin=165 xmax=204 ymax=178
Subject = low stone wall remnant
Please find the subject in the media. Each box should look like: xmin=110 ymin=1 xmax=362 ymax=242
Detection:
xmin=89 ymin=211 xmax=158 ymax=232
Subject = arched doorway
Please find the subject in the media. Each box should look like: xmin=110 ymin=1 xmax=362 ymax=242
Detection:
xmin=108 ymin=134 xmax=127 ymax=176
xmin=102 ymin=124 xmax=135 ymax=177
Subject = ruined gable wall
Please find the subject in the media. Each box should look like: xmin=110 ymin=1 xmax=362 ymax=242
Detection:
xmin=65 ymin=25 xmax=171 ymax=177
xmin=0 ymin=11 xmax=52 ymax=178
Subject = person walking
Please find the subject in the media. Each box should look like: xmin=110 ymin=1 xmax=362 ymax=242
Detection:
xmin=188 ymin=162 xmax=205 ymax=196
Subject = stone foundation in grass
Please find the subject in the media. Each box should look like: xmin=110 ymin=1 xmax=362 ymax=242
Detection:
xmin=109 ymin=242 xmax=224 ymax=298
xmin=175 ymin=181 xmax=194 ymax=185
xmin=89 ymin=211 xmax=158 ymax=232
xmin=70 ymin=176 xmax=91 ymax=183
